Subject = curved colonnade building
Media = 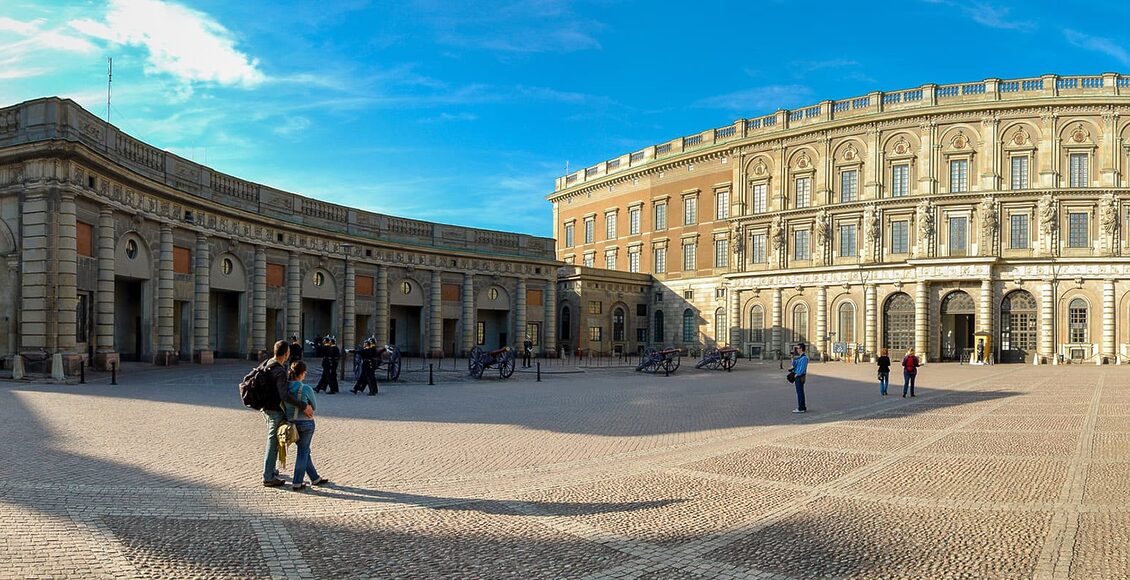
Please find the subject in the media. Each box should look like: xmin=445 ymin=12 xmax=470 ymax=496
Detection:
xmin=550 ymin=74 xmax=1130 ymax=364
xmin=0 ymin=97 xmax=558 ymax=372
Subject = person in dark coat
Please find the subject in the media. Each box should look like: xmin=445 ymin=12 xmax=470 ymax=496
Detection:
xmin=315 ymin=337 xmax=340 ymax=394
xmin=288 ymin=335 xmax=303 ymax=364
xmin=351 ymin=338 xmax=380 ymax=396
xmin=522 ymin=335 xmax=533 ymax=368
xmin=259 ymin=340 xmax=313 ymax=487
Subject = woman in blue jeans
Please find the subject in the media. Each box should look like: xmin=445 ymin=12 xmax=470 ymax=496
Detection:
xmin=284 ymin=361 xmax=330 ymax=491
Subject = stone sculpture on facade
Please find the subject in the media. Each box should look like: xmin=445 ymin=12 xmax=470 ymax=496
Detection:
xmin=979 ymin=196 xmax=998 ymax=256
xmin=814 ymin=208 xmax=830 ymax=265
xmin=915 ymin=198 xmax=934 ymax=256
xmin=1100 ymin=192 xmax=1119 ymax=236
xmin=862 ymin=205 xmax=879 ymax=262
xmin=769 ymin=215 xmax=784 ymax=267
xmin=1038 ymin=192 xmax=1057 ymax=236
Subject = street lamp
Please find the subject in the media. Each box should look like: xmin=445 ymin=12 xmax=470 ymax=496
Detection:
xmin=340 ymin=242 xmax=352 ymax=381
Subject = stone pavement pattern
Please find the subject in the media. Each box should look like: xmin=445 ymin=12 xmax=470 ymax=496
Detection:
xmin=0 ymin=359 xmax=1128 ymax=578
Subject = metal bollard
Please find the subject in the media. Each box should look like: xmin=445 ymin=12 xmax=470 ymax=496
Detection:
xmin=429 ymin=363 xmax=434 ymax=385
xmin=536 ymin=362 xmax=541 ymax=382
xmin=111 ymin=361 xmax=117 ymax=385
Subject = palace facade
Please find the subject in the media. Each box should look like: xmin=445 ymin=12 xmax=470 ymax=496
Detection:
xmin=0 ymin=97 xmax=559 ymax=373
xmin=549 ymin=74 xmax=1130 ymax=364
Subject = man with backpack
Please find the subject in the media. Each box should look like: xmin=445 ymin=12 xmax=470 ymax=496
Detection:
xmin=245 ymin=340 xmax=314 ymax=487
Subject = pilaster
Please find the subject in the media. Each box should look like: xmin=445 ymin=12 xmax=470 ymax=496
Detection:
xmin=864 ymin=283 xmax=877 ymax=358
xmin=515 ymin=277 xmax=527 ymax=351
xmin=543 ymin=280 xmax=557 ymax=356
xmin=94 ymin=207 xmax=118 ymax=370
xmin=193 ymin=232 xmax=212 ymax=364
xmin=816 ymin=285 xmax=828 ymax=360
xmin=915 ymin=281 xmax=929 ymax=361
xmin=1041 ymin=279 xmax=1055 ymax=365
xmin=771 ymin=287 xmax=783 ymax=357
xmin=1102 ymin=279 xmax=1115 ymax=364
xmin=461 ymin=273 xmax=475 ymax=355
xmin=56 ymin=190 xmax=78 ymax=356
xmin=155 ymin=222 xmax=176 ymax=365
xmin=252 ymin=246 xmax=266 ymax=359
xmin=20 ymin=190 xmax=50 ymax=353
xmin=286 ymin=251 xmax=301 ymax=342
xmin=429 ymin=270 xmax=443 ymax=357
xmin=343 ymin=253 xmax=356 ymax=349
xmin=375 ymin=264 xmax=389 ymax=344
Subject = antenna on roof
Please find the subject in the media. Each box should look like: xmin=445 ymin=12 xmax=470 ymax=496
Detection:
xmin=565 ymin=160 xmax=570 ymax=175
xmin=106 ymin=57 xmax=113 ymax=124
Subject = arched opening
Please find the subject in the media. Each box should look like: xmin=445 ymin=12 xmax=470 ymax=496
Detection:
xmin=1068 ymin=298 xmax=1089 ymax=344
xmin=749 ymin=305 xmax=765 ymax=344
xmin=612 ymin=307 xmax=625 ymax=342
xmin=882 ymin=292 xmax=915 ymax=353
xmin=560 ymin=305 xmax=572 ymax=352
xmin=1000 ymin=290 xmax=1037 ymax=363
xmin=654 ymin=310 xmax=665 ymax=344
xmin=714 ymin=308 xmax=727 ymax=345
xmin=791 ymin=303 xmax=809 ymax=347
xmin=941 ymin=290 xmax=975 ymax=360
xmin=682 ymin=308 xmax=695 ymax=343
xmin=837 ymin=302 xmax=856 ymax=344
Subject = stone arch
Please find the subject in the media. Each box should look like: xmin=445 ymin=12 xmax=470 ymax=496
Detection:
xmin=785 ymin=297 xmax=811 ymax=346
xmin=881 ymin=131 xmax=920 ymax=156
xmin=116 ymin=230 xmax=152 ymax=279
xmin=390 ymin=276 xmax=424 ymax=307
xmin=747 ymin=302 xmax=766 ymax=344
xmin=833 ymin=298 xmax=859 ymax=344
xmin=938 ymin=124 xmax=982 ymax=152
xmin=1000 ymin=289 xmax=1038 ymax=363
xmin=559 ymin=303 xmax=573 ymax=344
xmin=1058 ymin=118 xmax=1100 ymax=145
xmin=0 ymin=219 xmax=16 ymax=256
xmin=302 ymin=267 xmax=337 ymax=300
xmin=832 ymin=138 xmax=867 ymax=164
xmin=610 ymin=301 xmax=630 ymax=343
xmin=210 ymin=252 xmax=247 ymax=292
xmin=882 ymin=291 xmax=915 ymax=353
xmin=786 ymin=146 xmax=820 ymax=172
xmin=744 ymin=154 xmax=774 ymax=180
xmin=713 ymin=306 xmax=728 ymax=345
xmin=477 ymin=283 xmax=511 ymax=310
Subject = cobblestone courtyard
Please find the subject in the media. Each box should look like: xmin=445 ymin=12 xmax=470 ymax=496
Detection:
xmin=1 ymin=359 xmax=1128 ymax=579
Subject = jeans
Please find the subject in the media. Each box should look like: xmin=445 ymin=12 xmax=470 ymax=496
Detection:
xmin=903 ymin=371 xmax=916 ymax=396
xmin=794 ymin=374 xmax=807 ymax=411
xmin=262 ymin=409 xmax=286 ymax=482
xmin=878 ymin=371 xmax=889 ymax=395
xmin=291 ymin=420 xmax=321 ymax=486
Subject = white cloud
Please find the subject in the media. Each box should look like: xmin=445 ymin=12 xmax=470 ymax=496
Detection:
xmin=273 ymin=116 xmax=312 ymax=137
xmin=924 ymin=0 xmax=1035 ymax=31
xmin=694 ymin=85 xmax=813 ymax=113
xmin=0 ymin=16 xmax=99 ymax=81
xmin=1064 ymin=29 xmax=1130 ymax=67
xmin=68 ymin=0 xmax=265 ymax=88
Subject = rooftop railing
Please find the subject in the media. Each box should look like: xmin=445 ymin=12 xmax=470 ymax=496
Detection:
xmin=553 ymin=73 xmax=1130 ymax=192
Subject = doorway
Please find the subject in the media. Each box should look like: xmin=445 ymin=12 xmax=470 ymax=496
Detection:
xmin=940 ymin=290 xmax=975 ymax=361
xmin=301 ymin=298 xmax=335 ymax=354
xmin=476 ymin=309 xmax=509 ymax=350
xmin=389 ymin=306 xmax=422 ymax=355
xmin=210 ymin=290 xmax=244 ymax=358
xmin=114 ymin=279 xmax=145 ymax=361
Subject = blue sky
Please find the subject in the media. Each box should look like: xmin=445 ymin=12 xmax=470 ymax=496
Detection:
xmin=2 ymin=1 xmax=1129 ymax=237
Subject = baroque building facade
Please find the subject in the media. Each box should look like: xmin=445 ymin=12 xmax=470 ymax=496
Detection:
xmin=0 ymin=97 xmax=559 ymax=373
xmin=549 ymin=74 xmax=1130 ymax=364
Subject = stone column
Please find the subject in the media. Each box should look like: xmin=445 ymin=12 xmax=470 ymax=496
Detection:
xmin=544 ymin=280 xmax=557 ymax=357
xmin=864 ymin=283 xmax=877 ymax=358
xmin=252 ymin=246 xmax=266 ymax=359
xmin=429 ymin=270 xmax=443 ymax=357
xmin=94 ymin=207 xmax=118 ymax=370
xmin=729 ymin=288 xmax=741 ymax=347
xmin=771 ymin=287 xmax=783 ymax=357
xmin=193 ymin=233 xmax=213 ymax=364
xmin=1103 ymin=279 xmax=1115 ymax=364
xmin=286 ymin=251 xmax=301 ymax=341
xmin=156 ymin=223 xmax=176 ymax=364
xmin=56 ymin=191 xmax=78 ymax=358
xmin=515 ymin=278 xmax=527 ymax=350
xmin=20 ymin=191 xmax=50 ymax=354
xmin=1041 ymin=280 xmax=1055 ymax=365
xmin=816 ymin=285 xmax=828 ymax=360
xmin=915 ymin=281 xmax=929 ymax=361
xmin=343 ymin=254 xmax=356 ymax=349
xmin=375 ymin=264 xmax=389 ymax=344
xmin=461 ymin=273 xmax=475 ymax=354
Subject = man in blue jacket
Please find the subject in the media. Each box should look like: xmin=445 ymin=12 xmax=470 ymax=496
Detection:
xmin=260 ymin=340 xmax=313 ymax=487
xmin=790 ymin=343 xmax=809 ymax=414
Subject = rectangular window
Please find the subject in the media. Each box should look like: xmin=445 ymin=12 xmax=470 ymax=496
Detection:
xmin=527 ymin=289 xmax=543 ymax=307
xmin=582 ymin=254 xmax=594 ymax=268
xmin=684 ymin=197 xmax=697 ymax=225
xmin=1069 ymin=304 xmax=1088 ymax=343
xmin=589 ymin=326 xmax=602 ymax=342
xmin=76 ymin=292 xmax=90 ymax=341
xmin=948 ymin=216 xmax=968 ymax=255
xmin=173 ymin=246 xmax=192 ymax=274
xmin=1011 ymin=156 xmax=1029 ymax=190
xmin=839 ymin=224 xmax=857 ymax=257
xmin=588 ymin=301 xmax=602 ymax=314
xmin=357 ymin=275 xmax=376 ymax=296
xmin=1069 ymin=153 xmax=1089 ymax=187
xmin=840 ymin=170 xmax=858 ymax=203
xmin=564 ymin=223 xmax=574 ymax=247
xmin=565 ymin=256 xmax=575 ymax=265
xmin=628 ymin=250 xmax=640 ymax=273
xmin=950 ymin=159 xmax=969 ymax=193
xmin=655 ymin=204 xmax=667 ymax=230
xmin=476 ymin=321 xmax=485 ymax=345
xmin=715 ymin=239 xmax=729 ymax=268
xmin=1068 ymin=212 xmax=1089 ymax=248
xmin=795 ymin=177 xmax=811 ymax=208
xmin=629 ymin=207 xmax=641 ymax=235
xmin=891 ymin=164 xmax=909 ymax=197
xmin=683 ymin=243 xmax=697 ymax=270
xmin=654 ymin=247 xmax=667 ymax=274
xmin=793 ymin=230 xmax=810 ymax=261
xmin=267 ymin=263 xmax=285 ymax=287
xmin=605 ymin=253 xmax=616 ymax=270
xmin=715 ymin=190 xmax=730 ymax=219
xmin=1010 ymin=214 xmax=1029 ymax=249
xmin=890 ymin=220 xmax=909 ymax=254
xmin=526 ymin=323 xmax=540 ymax=346
xmin=637 ymin=303 xmax=648 ymax=316
xmin=752 ymin=183 xmax=767 ymax=213
xmin=439 ymin=283 xmax=460 ymax=301
xmin=606 ymin=213 xmax=617 ymax=239
xmin=683 ymin=289 xmax=694 ymax=300
xmin=751 ymin=233 xmax=767 ymax=264
xmin=76 ymin=221 xmax=95 ymax=257
xmin=584 ymin=218 xmax=594 ymax=244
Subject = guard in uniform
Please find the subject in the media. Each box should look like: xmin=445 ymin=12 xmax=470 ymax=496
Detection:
xmin=351 ymin=338 xmax=380 ymax=396
xmin=288 ymin=335 xmax=303 ymax=364
xmin=315 ymin=337 xmax=340 ymax=394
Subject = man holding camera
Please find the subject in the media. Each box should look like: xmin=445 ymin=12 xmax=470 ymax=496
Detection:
xmin=789 ymin=343 xmax=809 ymax=414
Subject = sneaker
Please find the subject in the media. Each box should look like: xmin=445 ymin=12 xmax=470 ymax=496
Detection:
xmin=262 ymin=478 xmax=286 ymax=487
xmin=311 ymin=477 xmax=330 ymax=486
xmin=291 ymin=484 xmax=307 ymax=491
xmin=792 ymin=409 xmax=806 ymax=414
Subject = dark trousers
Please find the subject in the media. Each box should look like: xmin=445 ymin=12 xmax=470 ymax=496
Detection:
xmin=353 ymin=365 xmax=378 ymax=394
xmin=903 ymin=371 xmax=916 ymax=396
xmin=794 ymin=374 xmax=807 ymax=411
xmin=315 ymin=363 xmax=339 ymax=393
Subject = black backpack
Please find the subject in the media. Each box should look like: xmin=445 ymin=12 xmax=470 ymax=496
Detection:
xmin=238 ymin=361 xmax=275 ymax=410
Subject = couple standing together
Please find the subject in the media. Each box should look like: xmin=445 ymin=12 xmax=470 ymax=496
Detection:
xmin=260 ymin=340 xmax=330 ymax=491
xmin=876 ymin=348 xmax=921 ymax=397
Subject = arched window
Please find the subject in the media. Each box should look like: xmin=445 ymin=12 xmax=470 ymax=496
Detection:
xmin=682 ymin=309 xmax=696 ymax=343
xmin=791 ymin=303 xmax=809 ymax=345
xmin=750 ymin=305 xmax=765 ymax=343
xmin=560 ymin=306 xmax=571 ymax=341
xmin=654 ymin=310 xmax=665 ymax=343
xmin=883 ymin=293 xmax=915 ymax=352
xmin=714 ymin=308 xmax=727 ymax=344
xmin=1068 ymin=298 xmax=1088 ymax=343
xmin=838 ymin=302 xmax=856 ymax=343
xmin=1000 ymin=290 xmax=1037 ymax=356
xmin=612 ymin=307 xmax=625 ymax=342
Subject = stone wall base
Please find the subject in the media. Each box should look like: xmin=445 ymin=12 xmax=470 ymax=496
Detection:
xmin=94 ymin=351 xmax=120 ymax=372
xmin=154 ymin=350 xmax=179 ymax=366
xmin=194 ymin=350 xmax=214 ymax=365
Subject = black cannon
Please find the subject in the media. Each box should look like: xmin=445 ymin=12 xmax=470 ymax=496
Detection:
xmin=635 ymin=347 xmax=681 ymax=374
xmin=468 ymin=346 xmax=516 ymax=379
xmin=349 ymin=340 xmax=403 ymax=381
xmin=695 ymin=346 xmax=738 ymax=370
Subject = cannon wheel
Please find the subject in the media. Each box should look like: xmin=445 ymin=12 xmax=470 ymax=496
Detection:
xmin=637 ymin=347 xmax=657 ymax=371
xmin=469 ymin=346 xmax=483 ymax=371
xmin=668 ymin=352 xmax=682 ymax=372
xmin=696 ymin=347 xmax=717 ymax=369
xmin=642 ymin=358 xmax=660 ymax=373
xmin=500 ymin=354 xmax=515 ymax=378
xmin=721 ymin=351 xmax=737 ymax=370
xmin=470 ymin=359 xmax=485 ymax=379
